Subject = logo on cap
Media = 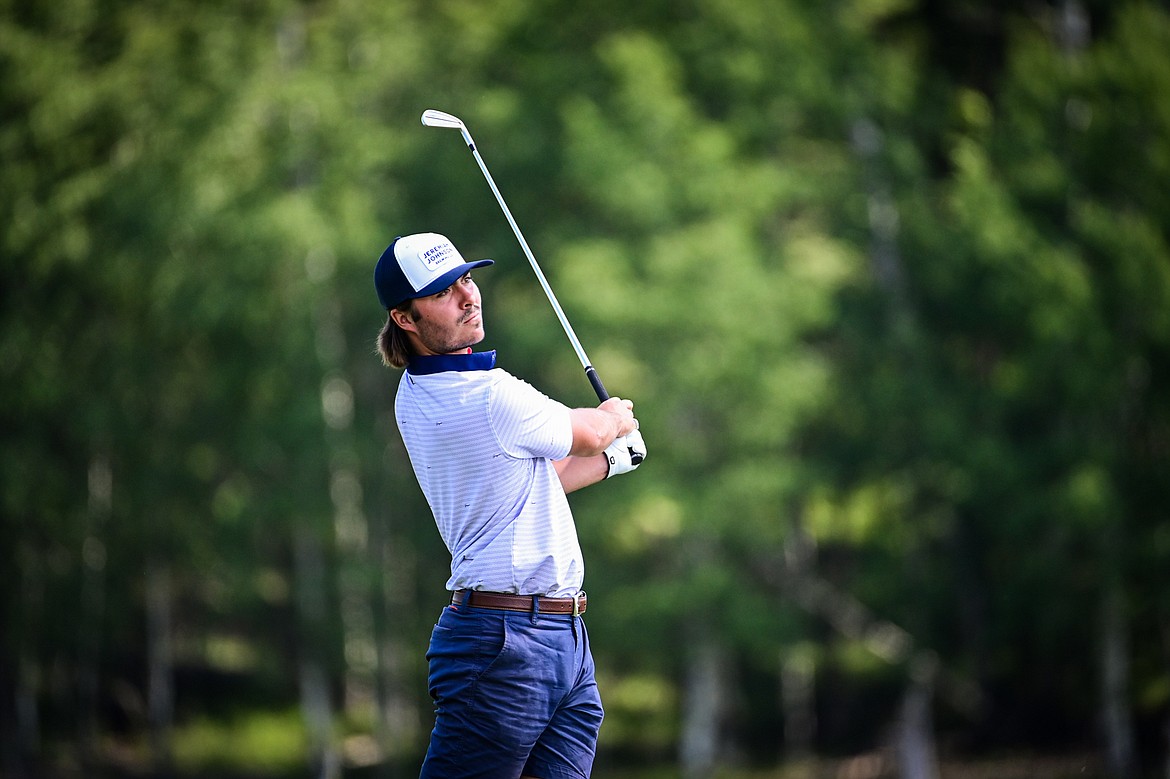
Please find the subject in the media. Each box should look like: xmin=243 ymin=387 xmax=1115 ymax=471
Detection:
xmin=419 ymin=241 xmax=456 ymax=270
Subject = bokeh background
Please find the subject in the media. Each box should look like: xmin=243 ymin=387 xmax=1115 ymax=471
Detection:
xmin=3 ymin=1 xmax=1169 ymax=777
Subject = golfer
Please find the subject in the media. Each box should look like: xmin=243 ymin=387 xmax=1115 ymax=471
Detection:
xmin=374 ymin=232 xmax=646 ymax=778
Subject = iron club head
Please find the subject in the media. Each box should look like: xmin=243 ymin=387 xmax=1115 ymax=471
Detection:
xmin=421 ymin=109 xmax=465 ymax=130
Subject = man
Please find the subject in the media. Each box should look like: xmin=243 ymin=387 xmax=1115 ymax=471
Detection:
xmin=373 ymin=232 xmax=646 ymax=778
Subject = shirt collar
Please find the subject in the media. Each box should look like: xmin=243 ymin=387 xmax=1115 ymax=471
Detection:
xmin=406 ymin=350 xmax=497 ymax=376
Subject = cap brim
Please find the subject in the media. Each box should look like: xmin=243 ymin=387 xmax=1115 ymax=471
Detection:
xmin=411 ymin=259 xmax=494 ymax=300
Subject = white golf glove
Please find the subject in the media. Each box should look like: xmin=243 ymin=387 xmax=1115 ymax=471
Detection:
xmin=604 ymin=429 xmax=647 ymax=478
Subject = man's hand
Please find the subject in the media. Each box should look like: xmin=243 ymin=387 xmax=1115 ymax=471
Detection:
xmin=598 ymin=396 xmax=637 ymax=435
xmin=568 ymin=397 xmax=638 ymax=458
xmin=605 ymin=428 xmax=647 ymax=478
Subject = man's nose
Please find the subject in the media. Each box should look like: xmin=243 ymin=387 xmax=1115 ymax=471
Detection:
xmin=455 ymin=284 xmax=477 ymax=305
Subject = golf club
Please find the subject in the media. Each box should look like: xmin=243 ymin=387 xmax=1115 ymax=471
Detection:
xmin=420 ymin=108 xmax=612 ymax=403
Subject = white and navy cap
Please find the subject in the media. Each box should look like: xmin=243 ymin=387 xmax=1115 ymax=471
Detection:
xmin=374 ymin=232 xmax=494 ymax=310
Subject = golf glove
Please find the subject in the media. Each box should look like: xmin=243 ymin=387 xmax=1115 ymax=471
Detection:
xmin=604 ymin=429 xmax=647 ymax=478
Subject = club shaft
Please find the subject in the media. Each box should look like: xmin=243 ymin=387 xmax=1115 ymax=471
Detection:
xmin=456 ymin=127 xmax=610 ymax=401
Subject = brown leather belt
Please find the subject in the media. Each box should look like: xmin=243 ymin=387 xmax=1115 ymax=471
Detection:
xmin=452 ymin=590 xmax=587 ymax=616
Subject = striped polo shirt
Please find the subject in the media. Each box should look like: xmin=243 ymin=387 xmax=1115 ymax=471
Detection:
xmin=395 ymin=351 xmax=584 ymax=597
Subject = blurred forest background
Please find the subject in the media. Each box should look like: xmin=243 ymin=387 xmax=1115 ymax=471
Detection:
xmin=3 ymin=0 xmax=1170 ymax=777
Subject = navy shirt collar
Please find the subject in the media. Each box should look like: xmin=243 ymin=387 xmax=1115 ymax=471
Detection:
xmin=406 ymin=350 xmax=497 ymax=376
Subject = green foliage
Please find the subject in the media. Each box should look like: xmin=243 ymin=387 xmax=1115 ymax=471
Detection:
xmin=3 ymin=0 xmax=1170 ymax=774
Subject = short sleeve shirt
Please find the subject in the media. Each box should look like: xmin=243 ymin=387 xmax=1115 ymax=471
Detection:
xmin=394 ymin=351 xmax=584 ymax=597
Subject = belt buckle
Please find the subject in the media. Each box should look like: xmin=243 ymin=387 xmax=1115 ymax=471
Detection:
xmin=572 ymin=591 xmax=584 ymax=617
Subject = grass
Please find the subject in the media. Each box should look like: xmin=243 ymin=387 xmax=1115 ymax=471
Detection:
xmin=34 ymin=715 xmax=1109 ymax=779
xmin=596 ymin=753 xmax=1104 ymax=779
xmin=170 ymin=708 xmax=308 ymax=776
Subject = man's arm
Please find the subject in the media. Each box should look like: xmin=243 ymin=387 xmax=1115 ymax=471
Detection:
xmin=552 ymin=454 xmax=609 ymax=494
xmin=553 ymin=398 xmax=639 ymax=493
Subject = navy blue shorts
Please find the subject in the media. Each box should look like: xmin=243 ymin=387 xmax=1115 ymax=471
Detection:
xmin=419 ymin=599 xmax=604 ymax=779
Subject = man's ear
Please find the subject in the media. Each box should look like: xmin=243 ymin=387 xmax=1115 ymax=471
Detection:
xmin=389 ymin=306 xmax=417 ymax=332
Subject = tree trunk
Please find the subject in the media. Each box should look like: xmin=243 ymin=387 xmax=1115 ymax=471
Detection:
xmin=894 ymin=667 xmax=939 ymax=779
xmin=679 ymin=631 xmax=725 ymax=779
xmin=294 ymin=527 xmax=341 ymax=779
xmin=780 ymin=506 xmax=817 ymax=763
xmin=1101 ymin=580 xmax=1136 ymax=779
xmin=146 ymin=560 xmax=174 ymax=776
xmin=316 ymin=305 xmax=380 ymax=725
xmin=850 ymin=116 xmax=906 ymax=311
xmin=79 ymin=454 xmax=111 ymax=769
xmin=780 ymin=645 xmax=816 ymax=761
xmin=374 ymin=530 xmax=421 ymax=762
xmin=7 ymin=543 xmax=42 ymax=777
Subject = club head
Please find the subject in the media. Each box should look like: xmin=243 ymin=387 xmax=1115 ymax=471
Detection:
xmin=421 ymin=109 xmax=465 ymax=130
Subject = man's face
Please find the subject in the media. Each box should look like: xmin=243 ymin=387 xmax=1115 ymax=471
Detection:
xmin=397 ymin=272 xmax=485 ymax=356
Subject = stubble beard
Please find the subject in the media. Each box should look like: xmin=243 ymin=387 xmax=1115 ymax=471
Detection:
xmin=416 ymin=306 xmax=485 ymax=354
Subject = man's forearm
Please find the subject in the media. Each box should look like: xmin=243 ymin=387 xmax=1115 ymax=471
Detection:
xmin=553 ymin=453 xmax=609 ymax=493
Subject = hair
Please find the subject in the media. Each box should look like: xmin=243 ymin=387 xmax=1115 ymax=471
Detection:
xmin=376 ymin=300 xmax=418 ymax=369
